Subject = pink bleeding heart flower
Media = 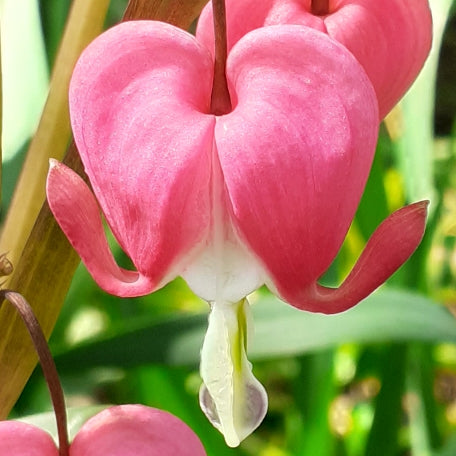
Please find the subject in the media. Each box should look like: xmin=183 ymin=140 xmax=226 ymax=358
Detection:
xmin=46 ymin=20 xmax=427 ymax=446
xmin=196 ymin=0 xmax=433 ymax=119
xmin=0 ymin=405 xmax=207 ymax=455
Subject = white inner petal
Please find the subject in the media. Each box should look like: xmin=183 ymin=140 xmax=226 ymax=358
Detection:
xmin=182 ymin=140 xmax=263 ymax=303
xmin=182 ymin=234 xmax=263 ymax=302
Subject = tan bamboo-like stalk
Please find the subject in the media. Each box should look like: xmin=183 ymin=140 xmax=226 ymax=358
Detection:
xmin=0 ymin=0 xmax=110 ymax=274
xmin=0 ymin=34 xmax=2 ymax=208
xmin=124 ymin=0 xmax=208 ymax=28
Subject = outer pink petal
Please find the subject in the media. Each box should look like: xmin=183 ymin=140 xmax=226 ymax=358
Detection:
xmin=47 ymin=160 xmax=156 ymax=296
xmin=70 ymin=405 xmax=207 ymax=456
xmin=197 ymin=0 xmax=432 ymax=118
xmin=217 ymin=26 xmax=378 ymax=301
xmin=287 ymin=201 xmax=428 ymax=314
xmin=0 ymin=421 xmax=58 ymax=455
xmin=69 ymin=21 xmax=215 ymax=286
xmin=325 ymin=0 xmax=432 ymax=118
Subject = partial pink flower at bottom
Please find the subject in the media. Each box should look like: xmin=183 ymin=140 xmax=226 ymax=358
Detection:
xmin=46 ymin=20 xmax=427 ymax=446
xmin=70 ymin=405 xmax=206 ymax=456
xmin=0 ymin=405 xmax=206 ymax=456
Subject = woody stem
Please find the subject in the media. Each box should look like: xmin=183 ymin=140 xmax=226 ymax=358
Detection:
xmin=1 ymin=291 xmax=69 ymax=456
xmin=210 ymin=0 xmax=232 ymax=115
xmin=311 ymin=0 xmax=330 ymax=15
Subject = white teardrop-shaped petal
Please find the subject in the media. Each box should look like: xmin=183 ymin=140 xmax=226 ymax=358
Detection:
xmin=199 ymin=298 xmax=267 ymax=447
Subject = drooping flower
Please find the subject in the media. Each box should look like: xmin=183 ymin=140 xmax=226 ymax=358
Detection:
xmin=0 ymin=405 xmax=207 ymax=455
xmin=196 ymin=0 xmax=433 ymax=119
xmin=46 ymin=20 xmax=427 ymax=446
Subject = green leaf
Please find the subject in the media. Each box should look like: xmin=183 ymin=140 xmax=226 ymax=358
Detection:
xmin=364 ymin=345 xmax=406 ymax=456
xmin=406 ymin=345 xmax=434 ymax=456
xmin=355 ymin=128 xmax=391 ymax=240
xmin=393 ymin=0 xmax=454 ymax=210
xmin=286 ymin=351 xmax=336 ymax=456
xmin=0 ymin=0 xmax=49 ymax=161
xmin=436 ymin=434 xmax=456 ymax=456
xmin=54 ymin=289 xmax=456 ymax=371
xmin=18 ymin=405 xmax=106 ymax=443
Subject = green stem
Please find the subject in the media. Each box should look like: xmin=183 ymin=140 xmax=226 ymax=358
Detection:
xmin=210 ymin=0 xmax=232 ymax=115
xmin=0 ymin=291 xmax=69 ymax=456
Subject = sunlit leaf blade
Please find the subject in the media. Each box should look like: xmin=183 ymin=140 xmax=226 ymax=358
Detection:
xmin=250 ymin=290 xmax=455 ymax=359
xmin=0 ymin=0 xmax=48 ymax=162
xmin=54 ymin=289 xmax=456 ymax=371
xmin=364 ymin=344 xmax=406 ymax=456
xmin=406 ymin=345 xmax=433 ymax=456
xmin=389 ymin=0 xmax=454 ymax=212
xmin=286 ymin=351 xmax=336 ymax=456
xmin=0 ymin=0 xmax=110 ymax=276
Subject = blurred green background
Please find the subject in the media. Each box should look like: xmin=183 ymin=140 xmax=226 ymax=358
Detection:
xmin=2 ymin=0 xmax=456 ymax=455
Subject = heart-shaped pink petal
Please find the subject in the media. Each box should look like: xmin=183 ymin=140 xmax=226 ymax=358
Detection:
xmin=48 ymin=22 xmax=217 ymax=295
xmin=70 ymin=405 xmax=206 ymax=456
xmin=217 ymin=25 xmax=378 ymax=301
xmin=69 ymin=21 xmax=215 ymax=288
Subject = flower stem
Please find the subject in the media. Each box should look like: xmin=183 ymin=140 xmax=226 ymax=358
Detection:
xmin=210 ymin=0 xmax=232 ymax=115
xmin=311 ymin=0 xmax=330 ymax=15
xmin=0 ymin=291 xmax=69 ymax=456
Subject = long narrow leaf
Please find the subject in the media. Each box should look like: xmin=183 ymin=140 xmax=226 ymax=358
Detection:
xmin=54 ymin=290 xmax=456 ymax=371
xmin=389 ymin=0 xmax=454 ymax=211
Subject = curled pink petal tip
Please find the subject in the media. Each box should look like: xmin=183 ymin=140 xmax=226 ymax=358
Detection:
xmin=47 ymin=160 xmax=156 ymax=297
xmin=283 ymin=201 xmax=429 ymax=314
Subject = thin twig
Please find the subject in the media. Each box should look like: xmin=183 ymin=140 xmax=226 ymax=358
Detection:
xmin=0 ymin=291 xmax=69 ymax=456
xmin=210 ymin=0 xmax=232 ymax=115
xmin=311 ymin=0 xmax=330 ymax=15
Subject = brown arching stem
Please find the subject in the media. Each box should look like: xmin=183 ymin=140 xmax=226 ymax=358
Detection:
xmin=210 ymin=0 xmax=232 ymax=115
xmin=0 ymin=291 xmax=69 ymax=456
xmin=311 ymin=0 xmax=330 ymax=15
